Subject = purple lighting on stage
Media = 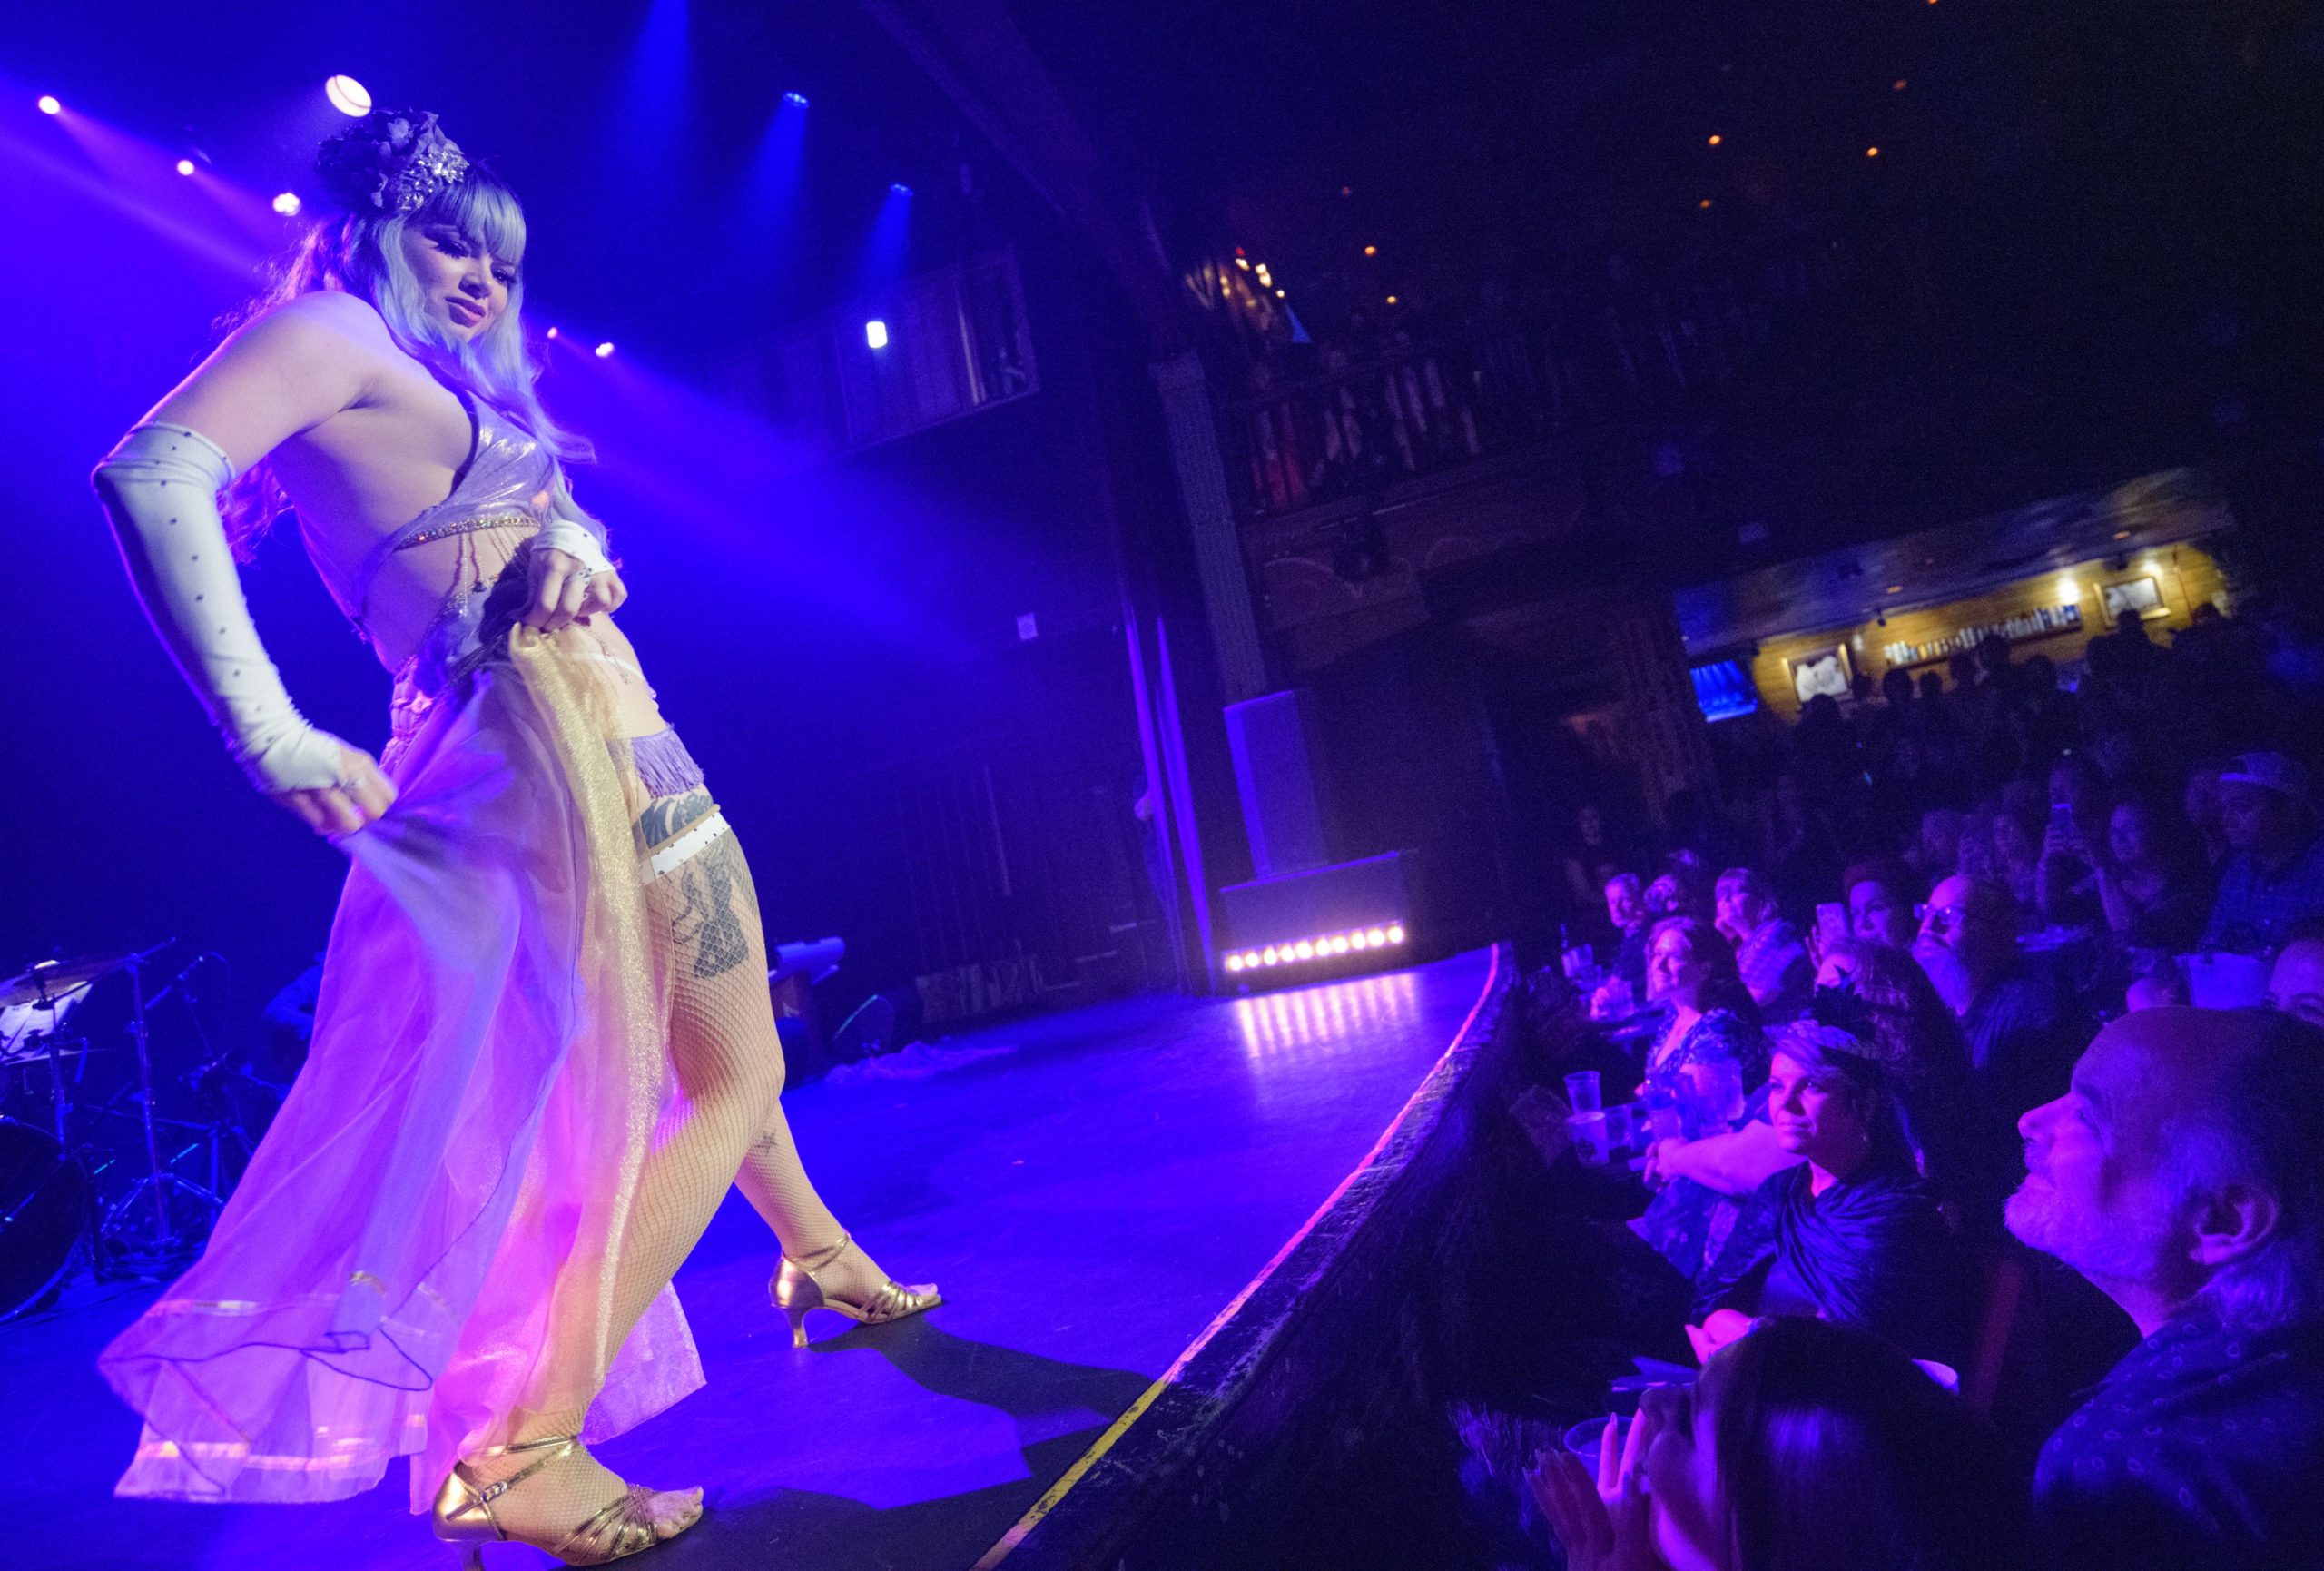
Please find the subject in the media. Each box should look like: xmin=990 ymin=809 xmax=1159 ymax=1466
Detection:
xmin=37 ymin=95 xmax=62 ymax=115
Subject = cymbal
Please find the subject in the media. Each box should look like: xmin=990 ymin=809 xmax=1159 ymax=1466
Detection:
xmin=0 ymin=953 xmax=131 ymax=1011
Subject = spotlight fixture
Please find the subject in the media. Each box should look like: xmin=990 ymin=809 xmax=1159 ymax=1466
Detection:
xmin=271 ymin=192 xmax=301 ymax=216
xmin=1235 ymin=256 xmax=1250 ymax=271
xmin=864 ymin=319 xmax=889 ymax=350
xmin=889 ymin=183 xmax=911 ymax=197
xmin=1275 ymin=289 xmax=1286 ymax=299
xmin=1385 ymin=294 xmax=1399 ymax=305
xmin=594 ymin=341 xmax=615 ymax=358
xmin=783 ymin=91 xmax=809 ymax=108
xmin=545 ymin=326 xmax=559 ymax=340
xmin=1363 ymin=244 xmax=1377 ymax=257
xmin=1866 ymin=145 xmax=1881 ymax=158
xmin=1707 ymin=133 xmax=1723 ymax=146
xmin=175 ymin=159 xmax=197 ymax=177
xmin=37 ymin=95 xmax=62 ymax=115
xmin=325 ymin=75 xmax=371 ymax=117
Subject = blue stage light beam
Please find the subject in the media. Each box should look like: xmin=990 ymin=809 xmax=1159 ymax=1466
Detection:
xmin=608 ymin=0 xmax=693 ymax=186
xmin=857 ymin=180 xmax=912 ymax=295
xmin=739 ymin=87 xmax=808 ymax=252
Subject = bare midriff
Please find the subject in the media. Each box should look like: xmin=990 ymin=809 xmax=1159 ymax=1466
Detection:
xmin=348 ymin=519 xmax=673 ymax=740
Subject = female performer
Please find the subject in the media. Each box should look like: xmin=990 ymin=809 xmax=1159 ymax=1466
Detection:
xmin=91 ymin=111 xmax=935 ymax=1565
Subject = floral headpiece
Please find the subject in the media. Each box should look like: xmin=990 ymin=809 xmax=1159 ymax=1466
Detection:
xmin=316 ymin=109 xmax=469 ymax=217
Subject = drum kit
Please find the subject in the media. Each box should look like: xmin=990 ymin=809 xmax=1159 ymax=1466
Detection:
xmin=0 ymin=944 xmax=276 ymax=1320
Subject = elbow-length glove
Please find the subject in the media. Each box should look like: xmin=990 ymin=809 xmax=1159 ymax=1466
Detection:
xmin=91 ymin=423 xmax=347 ymax=792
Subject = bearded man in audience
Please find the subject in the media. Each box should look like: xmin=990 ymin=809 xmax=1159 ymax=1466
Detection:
xmin=2008 ymin=1007 xmax=2324 ymax=1571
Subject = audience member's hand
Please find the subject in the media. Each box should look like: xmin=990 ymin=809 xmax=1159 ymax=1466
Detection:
xmin=1527 ymin=1402 xmax=1660 ymax=1571
xmin=1640 ymin=1136 xmax=1689 ymax=1190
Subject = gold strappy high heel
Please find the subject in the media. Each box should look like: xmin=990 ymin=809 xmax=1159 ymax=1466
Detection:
xmin=431 ymin=1433 xmax=702 ymax=1567
xmin=772 ymin=1231 xmax=941 ymax=1348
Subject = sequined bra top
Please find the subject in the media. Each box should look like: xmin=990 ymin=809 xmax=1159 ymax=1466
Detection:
xmin=341 ymin=392 xmax=559 ymax=646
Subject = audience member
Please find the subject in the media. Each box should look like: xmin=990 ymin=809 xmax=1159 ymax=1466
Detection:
xmin=2184 ymin=757 xmax=2230 ymax=870
xmin=1601 ymin=871 xmax=1649 ymax=1003
xmin=1914 ymin=874 xmax=2078 ymax=1120
xmin=1561 ymin=803 xmax=1630 ymax=918
xmin=1631 ymin=917 xmax=1768 ymax=1283
xmin=1807 ymin=938 xmax=2003 ymax=1233
xmin=2201 ymin=752 xmax=2324 ymax=956
xmin=1530 ymin=1317 xmax=2034 ymax=1571
xmin=1842 ymin=857 xmax=1923 ymax=949
xmin=1691 ymin=1023 xmax=1978 ymax=1369
xmin=1911 ymin=807 xmax=1966 ymax=886
xmin=2267 ymin=934 xmax=2324 ymax=1028
xmin=2090 ymin=791 xmax=2212 ymax=953
xmin=1714 ymin=867 xmax=1812 ymax=1022
xmin=2007 ymin=1008 xmax=2324 ymax=1570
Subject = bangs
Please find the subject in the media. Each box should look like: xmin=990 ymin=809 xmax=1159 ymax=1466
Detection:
xmin=413 ymin=172 xmax=527 ymax=266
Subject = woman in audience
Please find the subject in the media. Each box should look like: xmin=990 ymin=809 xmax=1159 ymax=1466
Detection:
xmin=1689 ymin=1023 xmax=1977 ymax=1370
xmin=2089 ymin=791 xmax=2211 ymax=953
xmin=1531 ymin=1317 xmax=2034 ymax=1571
xmin=1842 ymin=858 xmax=1923 ymax=951
xmin=1630 ymin=919 xmax=1769 ymax=1283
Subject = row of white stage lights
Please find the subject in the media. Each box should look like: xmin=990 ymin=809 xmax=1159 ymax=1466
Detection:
xmin=1222 ymin=923 xmax=1407 ymax=974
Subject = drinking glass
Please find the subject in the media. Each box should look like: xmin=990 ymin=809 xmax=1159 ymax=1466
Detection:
xmin=1564 ymin=1070 xmax=1603 ymax=1115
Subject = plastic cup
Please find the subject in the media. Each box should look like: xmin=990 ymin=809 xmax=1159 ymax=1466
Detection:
xmin=1569 ymin=1111 xmax=1611 ymax=1167
xmin=1564 ymin=1414 xmax=1627 ymax=1462
xmin=1564 ymin=1070 xmax=1604 ymax=1115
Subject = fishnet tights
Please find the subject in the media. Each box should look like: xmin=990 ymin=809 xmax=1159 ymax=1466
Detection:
xmin=472 ymin=809 xmax=889 ymax=1539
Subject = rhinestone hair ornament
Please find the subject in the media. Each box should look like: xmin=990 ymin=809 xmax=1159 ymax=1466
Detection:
xmin=315 ymin=109 xmax=469 ymax=216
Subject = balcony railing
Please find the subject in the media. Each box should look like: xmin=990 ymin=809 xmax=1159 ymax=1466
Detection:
xmin=1216 ymin=233 xmax=1850 ymax=524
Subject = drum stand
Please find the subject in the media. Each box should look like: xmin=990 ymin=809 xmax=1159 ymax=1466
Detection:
xmin=97 ymin=944 xmax=221 ymax=1272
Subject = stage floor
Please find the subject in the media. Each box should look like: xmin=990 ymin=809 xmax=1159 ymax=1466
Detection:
xmin=6 ymin=948 xmax=1497 ymax=1571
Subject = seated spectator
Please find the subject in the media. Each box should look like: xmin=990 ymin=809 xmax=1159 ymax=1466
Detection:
xmin=2201 ymin=752 xmax=2324 ymax=956
xmin=2034 ymin=756 xmax=2109 ymax=930
xmin=1715 ymin=867 xmax=1813 ymax=1022
xmin=1649 ymin=850 xmax=1716 ymax=926
xmin=2185 ymin=757 xmax=2230 ymax=870
xmin=1808 ymin=938 xmax=2004 ymax=1234
xmin=1531 ymin=1317 xmax=2034 ymax=1571
xmin=2090 ymin=791 xmax=2212 ymax=953
xmin=2268 ymin=934 xmax=2324 ymax=1027
xmin=1986 ymin=799 xmax=2047 ymax=917
xmin=1630 ymin=918 xmax=1768 ymax=1282
xmin=1690 ymin=1023 xmax=1977 ymax=1369
xmin=1914 ymin=874 xmax=2079 ymax=1120
xmin=1593 ymin=872 xmax=1650 ymax=1015
xmin=1561 ymin=803 xmax=1630 ymax=920
xmin=2007 ymin=1008 xmax=2324 ymax=1571
xmin=1843 ymin=856 xmax=1924 ymax=950
xmin=1911 ymin=806 xmax=1967 ymax=886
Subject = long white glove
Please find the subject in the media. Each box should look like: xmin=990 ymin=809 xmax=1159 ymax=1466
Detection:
xmin=92 ymin=422 xmax=348 ymax=793
xmin=534 ymin=513 xmax=613 ymax=573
